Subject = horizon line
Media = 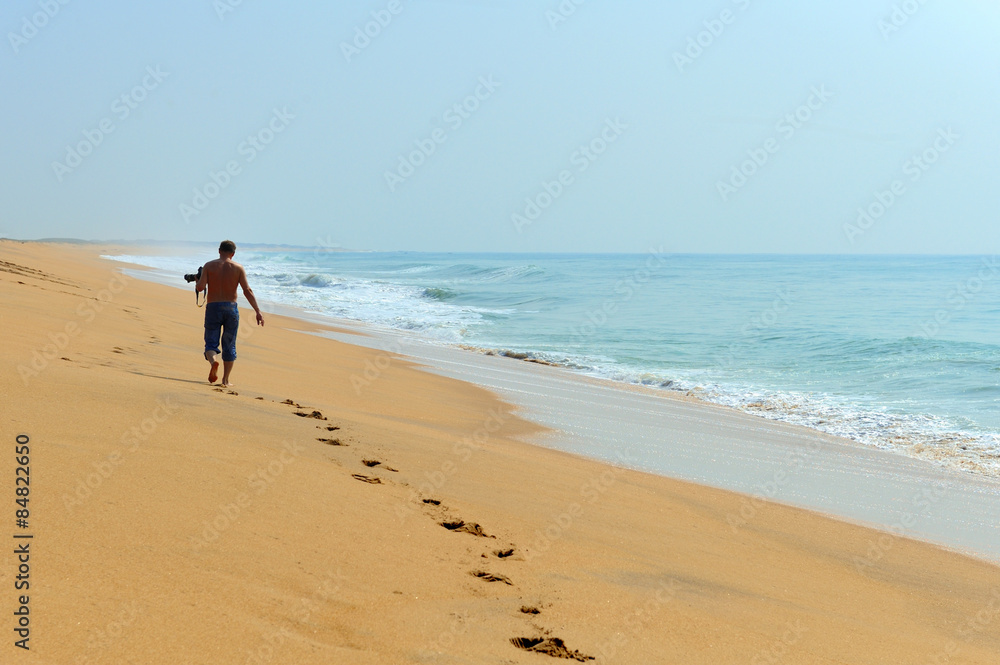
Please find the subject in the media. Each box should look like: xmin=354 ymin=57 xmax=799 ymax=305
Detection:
xmin=2 ymin=237 xmax=997 ymax=258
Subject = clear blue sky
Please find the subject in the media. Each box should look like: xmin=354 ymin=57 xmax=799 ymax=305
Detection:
xmin=2 ymin=0 xmax=998 ymax=253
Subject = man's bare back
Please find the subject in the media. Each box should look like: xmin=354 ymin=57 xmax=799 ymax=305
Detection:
xmin=196 ymin=253 xmax=264 ymax=324
xmin=202 ymin=257 xmax=246 ymax=304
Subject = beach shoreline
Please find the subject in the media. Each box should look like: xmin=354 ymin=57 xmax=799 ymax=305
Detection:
xmin=103 ymin=247 xmax=1000 ymax=483
xmin=4 ymin=239 xmax=1000 ymax=664
xmin=323 ymin=325 xmax=1000 ymax=564
xmin=101 ymin=243 xmax=1000 ymax=563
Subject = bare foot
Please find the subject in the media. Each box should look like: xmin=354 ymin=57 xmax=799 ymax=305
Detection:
xmin=205 ymin=350 xmax=220 ymax=383
xmin=208 ymin=359 xmax=220 ymax=383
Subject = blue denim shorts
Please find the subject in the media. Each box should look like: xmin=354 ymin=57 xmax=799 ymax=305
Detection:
xmin=204 ymin=302 xmax=240 ymax=362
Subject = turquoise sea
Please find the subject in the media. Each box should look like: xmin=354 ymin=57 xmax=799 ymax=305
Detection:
xmin=110 ymin=251 xmax=1000 ymax=477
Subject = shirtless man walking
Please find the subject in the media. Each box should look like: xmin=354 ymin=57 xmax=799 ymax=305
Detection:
xmin=195 ymin=240 xmax=264 ymax=386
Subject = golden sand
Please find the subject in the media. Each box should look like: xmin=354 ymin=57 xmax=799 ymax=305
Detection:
xmin=2 ymin=241 xmax=998 ymax=664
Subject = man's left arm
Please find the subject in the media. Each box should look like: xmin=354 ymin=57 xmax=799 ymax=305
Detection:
xmin=239 ymin=269 xmax=265 ymax=326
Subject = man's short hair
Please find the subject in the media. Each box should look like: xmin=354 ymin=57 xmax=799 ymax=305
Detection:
xmin=219 ymin=240 xmax=236 ymax=254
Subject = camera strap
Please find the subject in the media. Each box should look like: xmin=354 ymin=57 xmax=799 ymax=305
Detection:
xmin=195 ymin=288 xmax=206 ymax=307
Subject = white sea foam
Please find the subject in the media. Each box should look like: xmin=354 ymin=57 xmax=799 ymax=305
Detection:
xmin=105 ymin=252 xmax=1000 ymax=478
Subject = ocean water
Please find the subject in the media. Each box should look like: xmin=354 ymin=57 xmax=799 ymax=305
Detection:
xmin=108 ymin=251 xmax=1000 ymax=477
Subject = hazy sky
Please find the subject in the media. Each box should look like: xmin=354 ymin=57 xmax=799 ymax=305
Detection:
xmin=2 ymin=1 xmax=998 ymax=253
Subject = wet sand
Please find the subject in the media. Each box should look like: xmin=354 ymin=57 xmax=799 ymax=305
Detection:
xmin=2 ymin=240 xmax=999 ymax=664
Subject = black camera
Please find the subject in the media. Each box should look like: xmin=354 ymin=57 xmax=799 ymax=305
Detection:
xmin=184 ymin=266 xmax=203 ymax=283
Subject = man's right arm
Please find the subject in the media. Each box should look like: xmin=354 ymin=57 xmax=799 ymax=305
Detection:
xmin=195 ymin=263 xmax=209 ymax=293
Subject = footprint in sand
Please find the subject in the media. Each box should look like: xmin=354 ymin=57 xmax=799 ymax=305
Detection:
xmin=317 ymin=425 xmax=340 ymax=432
xmin=422 ymin=499 xmax=441 ymax=506
xmin=494 ymin=548 xmax=515 ymax=559
xmin=519 ymin=606 xmax=540 ymax=615
xmin=282 ymin=400 xmax=331 ymax=421
xmin=360 ymin=459 xmax=399 ymax=472
xmin=509 ymin=637 xmax=593 ymax=662
xmin=441 ymin=520 xmax=493 ymax=538
xmin=352 ymin=473 xmax=381 ymax=484
xmin=470 ymin=570 xmax=513 ymax=585
xmin=317 ymin=437 xmax=347 ymax=446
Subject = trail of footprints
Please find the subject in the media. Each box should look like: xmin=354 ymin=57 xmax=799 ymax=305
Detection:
xmin=218 ymin=389 xmax=594 ymax=661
